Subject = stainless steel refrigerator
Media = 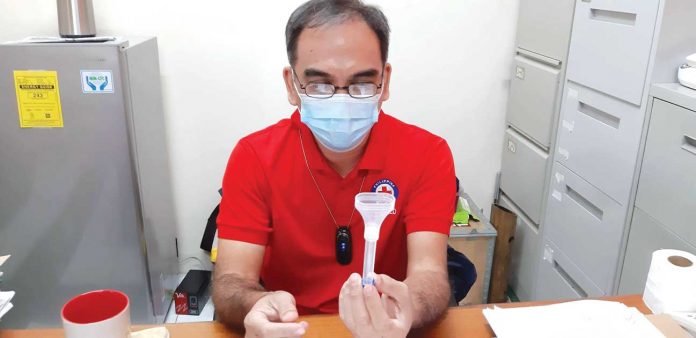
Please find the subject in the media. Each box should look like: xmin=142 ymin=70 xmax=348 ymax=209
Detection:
xmin=0 ymin=37 xmax=178 ymax=328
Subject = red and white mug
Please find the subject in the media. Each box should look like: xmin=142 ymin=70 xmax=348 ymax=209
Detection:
xmin=61 ymin=289 xmax=131 ymax=338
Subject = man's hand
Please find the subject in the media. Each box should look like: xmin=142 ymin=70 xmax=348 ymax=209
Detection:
xmin=243 ymin=291 xmax=309 ymax=338
xmin=338 ymin=273 xmax=414 ymax=338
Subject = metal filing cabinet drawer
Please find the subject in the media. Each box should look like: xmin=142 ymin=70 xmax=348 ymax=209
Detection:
xmin=556 ymin=82 xmax=645 ymax=204
xmin=507 ymin=52 xmax=561 ymax=148
xmin=499 ymin=193 xmax=540 ymax=301
xmin=535 ymin=239 xmax=603 ymax=301
xmin=566 ymin=0 xmax=659 ymax=105
xmin=635 ymin=99 xmax=696 ymax=244
xmin=500 ymin=128 xmax=549 ymax=224
xmin=545 ymin=163 xmax=627 ymax=293
xmin=619 ymin=208 xmax=696 ymax=295
xmin=516 ymin=0 xmax=575 ymax=62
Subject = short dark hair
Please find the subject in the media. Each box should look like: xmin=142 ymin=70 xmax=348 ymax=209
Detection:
xmin=285 ymin=0 xmax=391 ymax=66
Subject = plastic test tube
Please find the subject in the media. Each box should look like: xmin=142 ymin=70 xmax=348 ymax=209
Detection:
xmin=362 ymin=240 xmax=377 ymax=286
xmin=355 ymin=192 xmax=395 ymax=287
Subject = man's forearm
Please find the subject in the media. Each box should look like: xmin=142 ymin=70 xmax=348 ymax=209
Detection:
xmin=404 ymin=269 xmax=450 ymax=328
xmin=212 ymin=272 xmax=269 ymax=329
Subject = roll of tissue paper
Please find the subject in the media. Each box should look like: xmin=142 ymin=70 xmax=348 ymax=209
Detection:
xmin=643 ymin=249 xmax=696 ymax=314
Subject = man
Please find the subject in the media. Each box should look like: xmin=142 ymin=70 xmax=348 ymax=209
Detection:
xmin=212 ymin=0 xmax=456 ymax=337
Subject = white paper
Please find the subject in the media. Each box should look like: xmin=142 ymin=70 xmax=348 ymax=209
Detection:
xmin=0 ymin=255 xmax=9 ymax=267
xmin=0 ymin=302 xmax=13 ymax=319
xmin=0 ymin=291 xmax=16 ymax=320
xmin=483 ymin=300 xmax=665 ymax=338
xmin=130 ymin=327 xmax=170 ymax=338
xmin=0 ymin=291 xmax=15 ymax=308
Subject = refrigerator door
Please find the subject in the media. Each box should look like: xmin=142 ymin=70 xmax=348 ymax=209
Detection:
xmin=0 ymin=40 xmax=162 ymax=328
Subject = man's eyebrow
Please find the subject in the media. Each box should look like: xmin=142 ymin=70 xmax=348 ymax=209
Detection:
xmin=304 ymin=68 xmax=332 ymax=78
xmin=350 ymin=69 xmax=380 ymax=79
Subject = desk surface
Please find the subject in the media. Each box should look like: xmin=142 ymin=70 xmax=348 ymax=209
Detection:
xmin=0 ymin=295 xmax=649 ymax=338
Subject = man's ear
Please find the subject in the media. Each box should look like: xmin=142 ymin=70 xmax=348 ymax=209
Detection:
xmin=283 ymin=66 xmax=300 ymax=106
xmin=380 ymin=63 xmax=392 ymax=102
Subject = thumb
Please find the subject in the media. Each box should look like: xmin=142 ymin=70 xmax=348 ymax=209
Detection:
xmin=271 ymin=291 xmax=299 ymax=322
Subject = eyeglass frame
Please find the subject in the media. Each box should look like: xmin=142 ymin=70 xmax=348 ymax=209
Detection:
xmin=292 ymin=68 xmax=384 ymax=99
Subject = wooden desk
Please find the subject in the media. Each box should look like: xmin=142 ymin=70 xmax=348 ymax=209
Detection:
xmin=0 ymin=295 xmax=649 ymax=338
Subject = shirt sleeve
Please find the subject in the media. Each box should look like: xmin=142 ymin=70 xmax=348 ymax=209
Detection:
xmin=402 ymin=139 xmax=456 ymax=235
xmin=216 ymin=139 xmax=272 ymax=245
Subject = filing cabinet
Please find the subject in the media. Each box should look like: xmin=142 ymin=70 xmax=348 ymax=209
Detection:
xmin=545 ymin=163 xmax=626 ymax=293
xmin=635 ymin=98 xmax=696 ymax=242
xmin=619 ymin=84 xmax=696 ymax=295
xmin=500 ymin=0 xmax=576 ymax=301
xmin=619 ymin=208 xmax=696 ymax=294
xmin=500 ymin=128 xmax=548 ymax=224
xmin=539 ymin=0 xmax=696 ymax=297
xmin=498 ymin=194 xmax=540 ymax=302
xmin=516 ymin=0 xmax=576 ymax=63
xmin=555 ymin=82 xmax=645 ymax=204
xmin=566 ymin=0 xmax=660 ymax=105
xmin=507 ymin=51 xmax=561 ymax=148
xmin=535 ymin=239 xmax=603 ymax=301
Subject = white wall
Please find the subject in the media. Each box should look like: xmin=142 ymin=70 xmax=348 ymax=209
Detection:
xmin=0 ymin=0 xmax=518 ymax=271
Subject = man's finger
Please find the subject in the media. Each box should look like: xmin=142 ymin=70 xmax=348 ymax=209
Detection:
xmin=259 ymin=321 xmax=307 ymax=337
xmin=363 ymin=284 xmax=393 ymax=332
xmin=245 ymin=310 xmax=306 ymax=338
xmin=382 ymin=292 xmax=398 ymax=318
xmin=375 ymin=274 xmax=409 ymax=305
xmin=339 ymin=279 xmax=354 ymax=329
xmin=348 ymin=273 xmax=371 ymax=327
xmin=270 ymin=291 xmax=299 ymax=322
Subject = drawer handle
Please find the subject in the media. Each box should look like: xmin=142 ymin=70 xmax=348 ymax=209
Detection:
xmin=553 ymin=260 xmax=588 ymax=298
xmin=516 ymin=48 xmax=562 ymax=68
xmin=683 ymin=135 xmax=696 ymax=156
xmin=590 ymin=8 xmax=637 ymax=26
xmin=578 ymin=101 xmax=620 ymax=129
xmin=566 ymin=185 xmax=604 ymax=221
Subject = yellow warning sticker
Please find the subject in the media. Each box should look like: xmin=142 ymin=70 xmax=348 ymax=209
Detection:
xmin=13 ymin=70 xmax=64 ymax=128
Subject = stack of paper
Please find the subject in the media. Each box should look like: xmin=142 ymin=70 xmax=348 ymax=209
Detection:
xmin=0 ymin=291 xmax=14 ymax=319
xmin=0 ymin=255 xmax=13 ymax=321
xmin=483 ymin=300 xmax=666 ymax=338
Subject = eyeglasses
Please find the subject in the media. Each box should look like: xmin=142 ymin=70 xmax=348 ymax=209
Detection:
xmin=294 ymin=75 xmax=383 ymax=99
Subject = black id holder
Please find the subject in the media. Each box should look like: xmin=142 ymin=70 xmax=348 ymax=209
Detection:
xmin=336 ymin=226 xmax=352 ymax=265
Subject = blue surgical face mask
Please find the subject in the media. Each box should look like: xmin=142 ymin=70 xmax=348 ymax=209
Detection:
xmin=297 ymin=92 xmax=381 ymax=153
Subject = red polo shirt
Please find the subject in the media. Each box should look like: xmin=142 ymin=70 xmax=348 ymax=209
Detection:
xmin=217 ymin=110 xmax=455 ymax=315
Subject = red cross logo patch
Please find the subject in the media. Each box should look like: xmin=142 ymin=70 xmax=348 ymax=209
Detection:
xmin=371 ymin=179 xmax=399 ymax=199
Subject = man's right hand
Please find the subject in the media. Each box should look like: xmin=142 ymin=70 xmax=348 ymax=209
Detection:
xmin=243 ymin=291 xmax=309 ymax=338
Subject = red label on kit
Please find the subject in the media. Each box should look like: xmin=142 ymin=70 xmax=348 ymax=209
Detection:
xmin=174 ymin=292 xmax=188 ymax=314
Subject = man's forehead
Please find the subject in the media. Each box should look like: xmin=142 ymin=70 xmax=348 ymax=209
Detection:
xmin=294 ymin=19 xmax=382 ymax=72
xmin=302 ymin=67 xmax=381 ymax=79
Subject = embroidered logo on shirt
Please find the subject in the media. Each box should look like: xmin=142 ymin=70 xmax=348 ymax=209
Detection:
xmin=371 ymin=179 xmax=398 ymax=215
xmin=371 ymin=179 xmax=399 ymax=198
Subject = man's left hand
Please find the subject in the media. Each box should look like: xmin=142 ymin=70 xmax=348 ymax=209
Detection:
xmin=338 ymin=273 xmax=414 ymax=338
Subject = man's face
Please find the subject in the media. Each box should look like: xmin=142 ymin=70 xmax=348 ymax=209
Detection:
xmin=284 ymin=19 xmax=392 ymax=107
